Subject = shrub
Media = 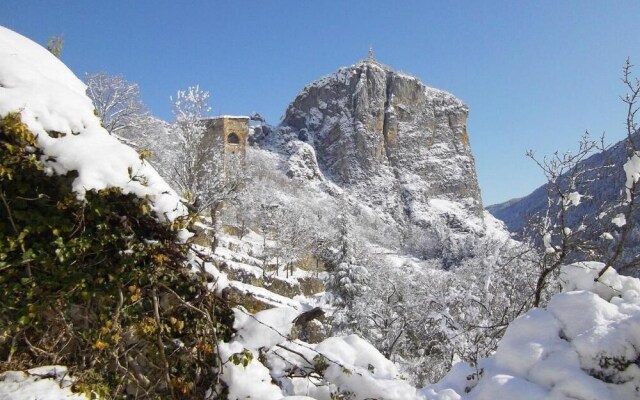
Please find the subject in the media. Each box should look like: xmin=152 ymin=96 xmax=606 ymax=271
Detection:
xmin=0 ymin=113 xmax=233 ymax=399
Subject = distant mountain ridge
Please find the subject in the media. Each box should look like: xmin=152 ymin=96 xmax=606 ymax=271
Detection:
xmin=488 ymin=132 xmax=640 ymax=262
xmin=488 ymin=133 xmax=634 ymax=230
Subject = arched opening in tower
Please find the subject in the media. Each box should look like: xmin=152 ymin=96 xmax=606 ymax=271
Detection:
xmin=227 ymin=132 xmax=240 ymax=145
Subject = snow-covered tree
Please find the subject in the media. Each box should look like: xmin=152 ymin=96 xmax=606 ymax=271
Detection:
xmin=325 ymin=207 xmax=371 ymax=335
xmin=330 ymin=229 xmax=543 ymax=386
xmin=599 ymin=59 xmax=640 ymax=276
xmin=140 ymin=85 xmax=245 ymax=251
xmin=166 ymin=85 xmax=212 ymax=199
xmin=524 ymin=59 xmax=640 ymax=304
xmin=85 ymin=72 xmax=148 ymax=134
xmin=166 ymin=86 xmax=243 ymax=215
xmin=525 ymin=133 xmax=609 ymax=305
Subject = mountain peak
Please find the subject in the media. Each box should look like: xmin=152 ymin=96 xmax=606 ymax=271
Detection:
xmin=277 ymin=61 xmax=484 ymax=228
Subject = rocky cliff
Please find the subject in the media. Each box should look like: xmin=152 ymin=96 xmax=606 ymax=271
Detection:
xmin=277 ymin=59 xmax=483 ymax=228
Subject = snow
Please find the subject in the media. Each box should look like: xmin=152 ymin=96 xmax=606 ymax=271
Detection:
xmin=218 ymin=341 xmax=284 ymax=400
xmin=0 ymin=26 xmax=186 ymax=222
xmin=565 ymin=191 xmax=582 ymax=207
xmin=203 ymin=115 xmax=249 ymax=120
xmin=234 ymin=306 xmax=300 ymax=350
xmin=208 ymin=230 xmax=425 ymax=399
xmin=482 ymin=211 xmax=511 ymax=241
xmin=543 ymin=232 xmax=555 ymax=253
xmin=410 ymin=198 xmax=486 ymax=236
xmin=281 ymin=397 xmax=316 ymax=400
xmin=311 ymin=335 xmax=420 ymax=399
xmin=612 ymin=213 xmax=627 ymax=227
xmin=230 ymin=280 xmax=305 ymax=310
xmin=623 ymin=152 xmax=640 ymax=202
xmin=285 ymin=141 xmax=324 ymax=181
xmin=216 ymin=304 xmax=300 ymax=399
xmin=176 ymin=228 xmax=195 ymax=243
xmin=423 ymin=261 xmax=640 ymax=400
xmin=266 ymin=336 xmax=422 ymax=400
xmin=601 ymin=232 xmax=614 ymax=240
xmin=0 ymin=366 xmax=88 ymax=400
xmin=559 ymin=261 xmax=640 ymax=301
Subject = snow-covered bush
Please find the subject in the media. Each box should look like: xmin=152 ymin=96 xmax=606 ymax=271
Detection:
xmin=211 ymin=305 xmax=422 ymax=400
xmin=424 ymin=261 xmax=640 ymax=399
xmin=0 ymin=26 xmax=233 ymax=398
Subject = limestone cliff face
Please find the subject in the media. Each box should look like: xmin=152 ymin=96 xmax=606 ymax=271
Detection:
xmin=279 ymin=60 xmax=483 ymax=227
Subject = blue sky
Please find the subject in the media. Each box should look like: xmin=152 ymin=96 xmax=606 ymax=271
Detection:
xmin=2 ymin=1 xmax=640 ymax=205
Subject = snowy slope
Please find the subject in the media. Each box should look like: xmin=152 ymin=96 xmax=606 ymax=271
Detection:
xmin=0 ymin=26 xmax=186 ymax=222
xmin=199 ymin=231 xmax=640 ymax=399
xmin=195 ymin=232 xmax=428 ymax=399
xmin=6 ymin=224 xmax=639 ymax=399
xmin=0 ymin=24 xmax=188 ymax=400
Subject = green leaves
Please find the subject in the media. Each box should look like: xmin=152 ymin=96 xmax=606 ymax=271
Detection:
xmin=0 ymin=113 xmax=234 ymax=398
xmin=313 ymin=354 xmax=329 ymax=374
xmin=229 ymin=348 xmax=254 ymax=368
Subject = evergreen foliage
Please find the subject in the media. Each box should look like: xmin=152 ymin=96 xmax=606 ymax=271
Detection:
xmin=46 ymin=35 xmax=63 ymax=58
xmin=0 ymin=113 xmax=233 ymax=399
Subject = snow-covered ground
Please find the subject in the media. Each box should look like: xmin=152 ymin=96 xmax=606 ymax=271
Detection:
xmin=5 ymin=254 xmax=639 ymax=399
xmin=0 ymin=366 xmax=88 ymax=400
xmin=197 ymin=229 xmax=640 ymax=399
xmin=425 ymin=262 xmax=640 ymax=400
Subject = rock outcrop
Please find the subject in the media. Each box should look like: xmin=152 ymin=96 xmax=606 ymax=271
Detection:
xmin=278 ymin=59 xmax=483 ymax=227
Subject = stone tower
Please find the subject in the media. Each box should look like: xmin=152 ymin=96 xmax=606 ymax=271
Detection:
xmin=203 ymin=116 xmax=249 ymax=156
xmin=202 ymin=116 xmax=249 ymax=177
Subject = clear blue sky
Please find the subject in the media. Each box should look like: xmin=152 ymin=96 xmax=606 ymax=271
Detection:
xmin=2 ymin=1 xmax=640 ymax=206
